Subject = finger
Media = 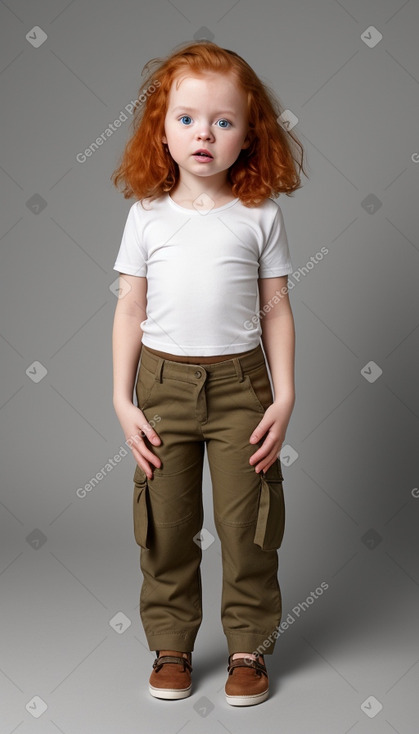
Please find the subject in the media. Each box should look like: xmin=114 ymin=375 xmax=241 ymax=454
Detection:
xmin=249 ymin=420 xmax=271 ymax=444
xmin=132 ymin=441 xmax=161 ymax=470
xmin=138 ymin=421 xmax=161 ymax=445
xmin=254 ymin=452 xmax=277 ymax=474
xmin=133 ymin=454 xmax=156 ymax=481
xmin=135 ymin=458 xmax=152 ymax=479
xmin=249 ymin=436 xmax=277 ymax=465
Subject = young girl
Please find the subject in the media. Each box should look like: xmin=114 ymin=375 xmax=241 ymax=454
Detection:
xmin=111 ymin=40 xmax=306 ymax=706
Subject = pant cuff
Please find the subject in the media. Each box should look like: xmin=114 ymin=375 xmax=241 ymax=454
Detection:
xmin=145 ymin=632 xmax=197 ymax=653
xmin=224 ymin=631 xmax=278 ymax=656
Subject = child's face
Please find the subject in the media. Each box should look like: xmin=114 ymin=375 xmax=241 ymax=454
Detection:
xmin=162 ymin=72 xmax=250 ymax=189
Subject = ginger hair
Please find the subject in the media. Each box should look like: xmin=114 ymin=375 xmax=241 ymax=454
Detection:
xmin=111 ymin=40 xmax=308 ymax=207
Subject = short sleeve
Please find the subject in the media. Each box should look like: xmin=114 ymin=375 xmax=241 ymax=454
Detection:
xmin=259 ymin=204 xmax=293 ymax=278
xmin=113 ymin=203 xmax=147 ymax=277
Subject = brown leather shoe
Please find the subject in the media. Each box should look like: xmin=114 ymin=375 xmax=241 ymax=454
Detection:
xmin=149 ymin=650 xmax=193 ymax=700
xmin=225 ymin=654 xmax=269 ymax=706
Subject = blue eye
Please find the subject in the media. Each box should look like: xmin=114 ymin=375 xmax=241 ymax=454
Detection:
xmin=178 ymin=115 xmax=231 ymax=128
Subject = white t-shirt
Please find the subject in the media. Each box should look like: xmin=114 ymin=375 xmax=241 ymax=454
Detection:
xmin=113 ymin=193 xmax=293 ymax=356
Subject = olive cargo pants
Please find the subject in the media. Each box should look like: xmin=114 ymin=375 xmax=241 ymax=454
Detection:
xmin=132 ymin=343 xmax=285 ymax=656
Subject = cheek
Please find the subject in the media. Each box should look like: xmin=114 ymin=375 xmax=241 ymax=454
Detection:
xmin=164 ymin=120 xmax=180 ymax=141
xmin=225 ymin=136 xmax=245 ymax=156
xmin=169 ymin=126 xmax=187 ymax=145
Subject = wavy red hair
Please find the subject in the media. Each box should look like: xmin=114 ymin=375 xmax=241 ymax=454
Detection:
xmin=111 ymin=40 xmax=308 ymax=208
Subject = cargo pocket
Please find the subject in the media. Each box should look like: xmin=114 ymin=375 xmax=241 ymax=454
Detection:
xmin=133 ymin=465 xmax=150 ymax=550
xmin=253 ymin=459 xmax=285 ymax=551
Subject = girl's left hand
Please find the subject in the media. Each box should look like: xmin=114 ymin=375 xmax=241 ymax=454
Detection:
xmin=248 ymin=397 xmax=295 ymax=474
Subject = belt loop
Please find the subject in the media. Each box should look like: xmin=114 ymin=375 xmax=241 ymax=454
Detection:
xmin=233 ymin=357 xmax=244 ymax=382
xmin=155 ymin=357 xmax=164 ymax=383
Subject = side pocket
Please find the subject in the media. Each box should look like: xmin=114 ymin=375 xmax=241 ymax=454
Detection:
xmin=133 ymin=465 xmax=150 ymax=550
xmin=253 ymin=459 xmax=285 ymax=551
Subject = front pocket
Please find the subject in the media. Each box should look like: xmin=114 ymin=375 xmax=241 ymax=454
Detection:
xmin=135 ymin=362 xmax=157 ymax=411
xmin=243 ymin=364 xmax=273 ymax=413
xmin=133 ymin=465 xmax=150 ymax=549
xmin=253 ymin=459 xmax=285 ymax=551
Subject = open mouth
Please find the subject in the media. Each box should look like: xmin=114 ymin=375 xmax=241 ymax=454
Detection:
xmin=193 ymin=150 xmax=213 ymax=160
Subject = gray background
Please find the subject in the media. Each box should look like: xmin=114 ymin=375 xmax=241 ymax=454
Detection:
xmin=1 ymin=0 xmax=418 ymax=732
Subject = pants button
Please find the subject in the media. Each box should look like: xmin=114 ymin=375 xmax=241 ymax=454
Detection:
xmin=194 ymin=370 xmax=202 ymax=378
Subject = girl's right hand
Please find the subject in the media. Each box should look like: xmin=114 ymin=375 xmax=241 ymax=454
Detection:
xmin=114 ymin=399 xmax=161 ymax=480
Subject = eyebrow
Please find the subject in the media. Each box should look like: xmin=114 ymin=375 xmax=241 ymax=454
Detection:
xmin=171 ymin=106 xmax=237 ymax=116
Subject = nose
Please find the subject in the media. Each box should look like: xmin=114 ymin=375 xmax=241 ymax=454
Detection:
xmin=196 ymin=122 xmax=214 ymax=141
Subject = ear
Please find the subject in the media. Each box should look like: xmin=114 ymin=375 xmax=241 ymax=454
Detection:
xmin=162 ymin=135 xmax=167 ymax=145
xmin=241 ymin=134 xmax=252 ymax=151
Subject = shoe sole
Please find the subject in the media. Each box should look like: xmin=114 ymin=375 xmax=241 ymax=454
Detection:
xmin=149 ymin=684 xmax=192 ymax=700
xmin=225 ymin=688 xmax=269 ymax=706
